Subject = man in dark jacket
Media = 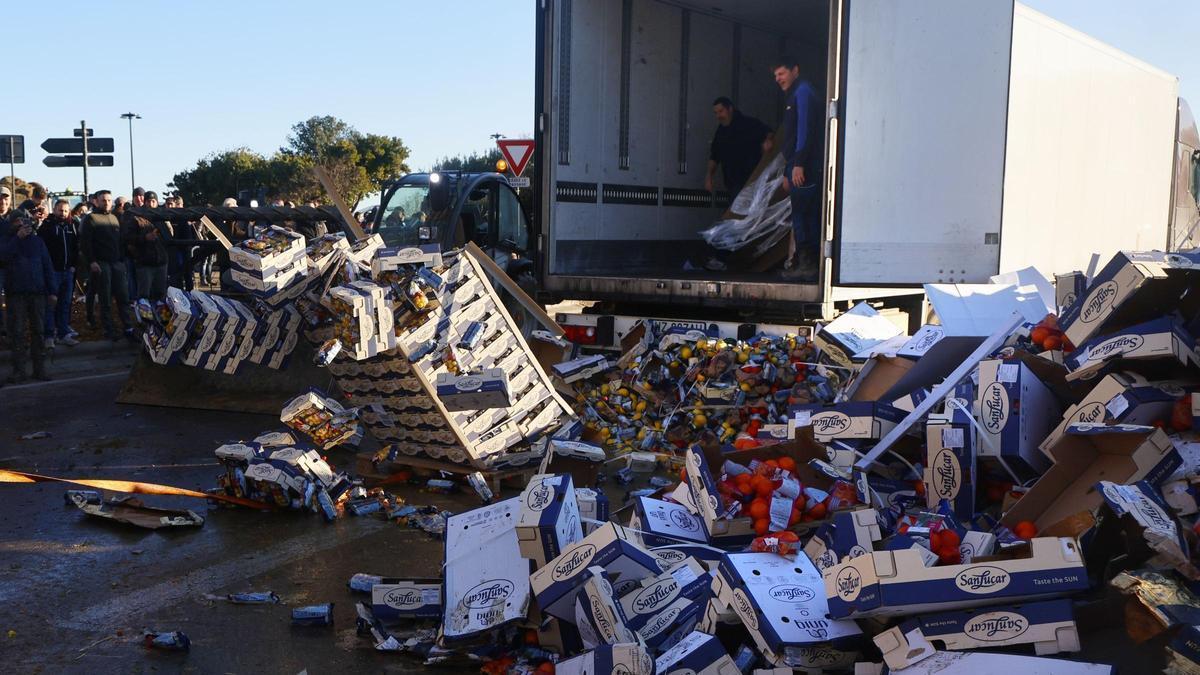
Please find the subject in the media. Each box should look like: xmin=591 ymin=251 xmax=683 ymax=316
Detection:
xmin=706 ymin=97 xmax=772 ymax=199
xmin=0 ymin=213 xmax=56 ymax=382
xmin=80 ymin=190 xmax=135 ymax=341
xmin=127 ymin=191 xmax=170 ymax=300
xmin=774 ymin=60 xmax=824 ymax=280
xmin=38 ymin=199 xmax=80 ymax=347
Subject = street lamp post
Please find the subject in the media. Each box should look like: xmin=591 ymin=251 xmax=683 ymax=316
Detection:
xmin=120 ymin=112 xmax=141 ymax=194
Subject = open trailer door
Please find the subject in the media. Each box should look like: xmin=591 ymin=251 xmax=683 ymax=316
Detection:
xmin=833 ymin=0 xmax=1015 ymax=285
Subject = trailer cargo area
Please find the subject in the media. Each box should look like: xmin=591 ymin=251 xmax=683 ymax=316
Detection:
xmin=536 ymin=0 xmax=1182 ymax=317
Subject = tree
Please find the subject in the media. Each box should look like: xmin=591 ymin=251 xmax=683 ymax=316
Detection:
xmin=435 ymin=147 xmax=506 ymax=173
xmin=170 ymin=116 xmax=411 ymax=206
xmin=0 ymin=175 xmax=34 ymax=201
xmin=170 ymin=148 xmax=272 ymax=206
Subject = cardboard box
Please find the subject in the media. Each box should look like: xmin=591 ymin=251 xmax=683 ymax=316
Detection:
xmin=229 ymin=259 xmax=307 ymax=295
xmin=436 ymin=369 xmax=512 ymax=411
xmin=886 ymin=650 xmax=1114 ymax=674
xmin=714 ymin=552 xmax=862 ymax=665
xmin=372 ymin=243 xmax=444 ymax=273
xmin=222 ymin=299 xmax=260 ymax=375
xmin=824 ymin=537 xmax=1088 ymax=618
xmin=516 ymin=474 xmax=583 ymax=570
xmin=574 ymin=566 xmax=640 ymax=649
xmin=1060 ymin=249 xmax=1200 ymax=346
xmin=1039 ymin=373 xmax=1193 ymax=455
xmin=925 ymin=407 xmax=978 ymax=521
xmin=802 ymin=509 xmax=882 ymax=575
xmin=180 ymin=291 xmax=226 ymax=368
xmin=1004 ymin=424 xmax=1179 ymax=530
xmin=371 ymin=579 xmax=442 ymax=621
xmin=575 ymin=487 xmax=609 ymax=536
xmin=140 ymin=287 xmax=199 ymax=365
xmin=1096 ymin=480 xmax=1197 ymax=577
xmin=203 ymin=295 xmax=241 ymax=371
xmin=791 ymin=401 xmax=906 ymax=443
xmin=1065 ymin=316 xmax=1200 ymax=381
xmin=1168 ymin=624 xmax=1200 ymax=674
xmin=655 ymin=630 xmax=742 ymax=675
xmin=529 ymin=523 xmax=663 ymax=622
xmin=629 ymin=497 xmax=709 ymax=548
xmin=874 ymin=598 xmax=1079 ymax=669
xmin=1055 ymin=271 xmax=1087 ymax=314
xmin=617 ymin=558 xmax=712 ymax=649
xmin=442 ymin=497 xmax=530 ymax=641
xmin=814 ymin=302 xmax=904 ymax=368
xmin=976 ymin=358 xmax=1061 ymax=475
xmin=228 ymin=225 xmax=306 ymax=276
xmin=898 ymin=325 xmax=947 ymax=359
xmin=556 ymin=643 xmax=654 ymax=675
xmin=843 ymin=355 xmax=918 ymax=403
xmin=280 ymin=389 xmax=361 ymax=450
xmin=684 ymin=440 xmax=832 ymax=546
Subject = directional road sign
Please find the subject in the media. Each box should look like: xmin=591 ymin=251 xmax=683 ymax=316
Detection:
xmin=43 ymin=155 xmax=115 ymax=168
xmin=497 ymin=139 xmax=535 ymax=177
xmin=0 ymin=135 xmax=25 ymax=163
xmin=73 ymin=128 xmax=93 ymax=137
xmin=42 ymin=137 xmax=115 ymax=154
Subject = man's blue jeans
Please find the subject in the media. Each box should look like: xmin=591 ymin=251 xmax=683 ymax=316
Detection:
xmin=44 ymin=268 xmax=75 ymax=338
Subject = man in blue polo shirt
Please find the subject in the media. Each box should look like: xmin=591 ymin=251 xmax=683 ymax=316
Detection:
xmin=774 ymin=60 xmax=824 ymax=281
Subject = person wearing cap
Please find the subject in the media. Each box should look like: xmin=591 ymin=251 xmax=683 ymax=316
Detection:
xmin=127 ymin=191 xmax=171 ymax=300
xmin=0 ymin=212 xmax=56 ymax=382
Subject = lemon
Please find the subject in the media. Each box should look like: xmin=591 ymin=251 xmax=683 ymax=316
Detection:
xmin=679 ymin=346 xmax=693 ymax=360
xmin=737 ymin=352 xmax=749 ymax=364
xmin=692 ymin=414 xmax=707 ymax=428
xmin=635 ymin=400 xmax=647 ymax=412
xmin=600 ymin=384 xmax=610 ymax=395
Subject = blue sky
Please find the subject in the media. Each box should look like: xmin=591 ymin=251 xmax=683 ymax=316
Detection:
xmin=3 ymin=1 xmax=1196 ymax=199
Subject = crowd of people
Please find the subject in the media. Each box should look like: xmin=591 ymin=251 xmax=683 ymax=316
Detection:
xmin=0 ymin=183 xmax=276 ymax=385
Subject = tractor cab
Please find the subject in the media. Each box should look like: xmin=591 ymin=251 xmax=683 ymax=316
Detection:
xmin=374 ymin=172 xmax=534 ymax=281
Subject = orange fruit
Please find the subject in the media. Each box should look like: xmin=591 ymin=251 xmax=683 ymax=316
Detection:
xmin=1042 ymin=335 xmax=1062 ymax=351
xmin=764 ymin=459 xmax=780 ymax=470
xmin=1030 ymin=326 xmax=1050 ymax=345
xmin=788 ymin=508 xmax=801 ymax=526
xmin=753 ymin=518 xmax=770 ymax=536
xmin=1013 ymin=521 xmax=1038 ymax=539
xmin=778 ymin=457 xmax=797 ymax=472
xmin=807 ymin=502 xmax=827 ymax=520
xmin=536 ymin=663 xmax=555 ymax=674
xmin=749 ymin=499 xmax=770 ymax=520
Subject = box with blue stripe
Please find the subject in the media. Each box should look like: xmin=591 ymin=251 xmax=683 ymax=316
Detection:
xmin=874 ymin=598 xmax=1079 ymax=670
xmin=516 ymin=473 xmax=583 ymax=570
xmin=824 ymin=537 xmax=1088 ymax=619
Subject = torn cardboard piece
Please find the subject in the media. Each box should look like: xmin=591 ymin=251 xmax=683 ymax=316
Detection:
xmin=442 ymin=497 xmax=530 ymax=642
xmin=67 ymin=492 xmax=204 ymax=529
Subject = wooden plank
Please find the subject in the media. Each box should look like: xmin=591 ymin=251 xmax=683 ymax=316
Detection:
xmin=464 ymin=241 xmax=564 ymax=337
xmin=197 ymin=215 xmax=233 ymax=250
xmin=311 ymin=166 xmax=368 ymax=241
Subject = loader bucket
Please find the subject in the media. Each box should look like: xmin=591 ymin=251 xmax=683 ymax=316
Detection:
xmin=116 ymin=341 xmax=335 ymax=415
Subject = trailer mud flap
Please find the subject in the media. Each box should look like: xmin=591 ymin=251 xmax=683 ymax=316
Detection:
xmin=116 ymin=342 xmax=335 ymax=415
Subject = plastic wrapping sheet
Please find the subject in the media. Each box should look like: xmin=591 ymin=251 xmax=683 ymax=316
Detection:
xmin=700 ymin=154 xmax=793 ymax=254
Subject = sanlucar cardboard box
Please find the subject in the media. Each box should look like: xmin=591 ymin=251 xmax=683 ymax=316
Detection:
xmin=803 ymin=509 xmax=882 ymax=575
xmin=976 ymin=358 xmax=1061 ymax=474
xmin=1039 ymin=373 xmax=1193 ymax=455
xmin=684 ymin=441 xmax=832 ymax=546
xmin=925 ymin=406 xmax=978 ymax=521
xmin=655 ymin=630 xmax=742 ymax=675
xmin=529 ymin=523 xmax=662 ymax=622
xmin=1003 ymin=424 xmax=1179 ymax=531
xmin=874 ymin=598 xmax=1079 ymax=670
xmin=885 ymin=650 xmax=1114 ymax=675
xmin=1065 ymin=316 xmax=1200 ymax=381
xmin=574 ymin=566 xmax=640 ymax=650
xmin=556 ymin=643 xmax=654 ymax=675
xmin=824 ymin=537 xmax=1088 ymax=619
xmin=791 ymin=401 xmax=906 ymax=443
xmin=442 ymin=497 xmax=529 ymax=642
xmin=1060 ymin=249 xmax=1200 ymax=347
xmin=713 ymin=552 xmax=862 ymax=665
xmin=371 ymin=579 xmax=442 ymax=621
xmin=516 ymin=473 xmax=583 ymax=570
xmin=617 ymin=558 xmax=712 ymax=650
xmin=629 ymin=496 xmax=709 ymax=548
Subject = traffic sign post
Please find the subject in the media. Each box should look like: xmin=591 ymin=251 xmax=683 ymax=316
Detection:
xmin=0 ymin=135 xmax=23 ymax=200
xmin=42 ymin=121 xmax=114 ymax=197
xmin=496 ymin=139 xmax=535 ymax=177
xmin=506 ymin=176 xmax=530 ymax=188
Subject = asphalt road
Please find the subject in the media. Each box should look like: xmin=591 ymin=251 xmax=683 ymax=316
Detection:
xmin=0 ymin=354 xmax=471 ymax=674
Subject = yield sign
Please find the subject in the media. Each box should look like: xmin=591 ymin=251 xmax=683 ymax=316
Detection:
xmin=497 ymin=139 xmax=535 ymax=177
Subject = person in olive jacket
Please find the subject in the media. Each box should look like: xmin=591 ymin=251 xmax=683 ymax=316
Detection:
xmin=79 ymin=190 xmax=135 ymax=341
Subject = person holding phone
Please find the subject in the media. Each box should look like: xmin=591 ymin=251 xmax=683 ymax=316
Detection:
xmin=0 ymin=213 xmax=56 ymax=382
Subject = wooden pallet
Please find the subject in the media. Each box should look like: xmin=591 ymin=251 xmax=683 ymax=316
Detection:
xmin=354 ymin=450 xmax=540 ymax=494
xmin=327 ymin=245 xmax=578 ymax=470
